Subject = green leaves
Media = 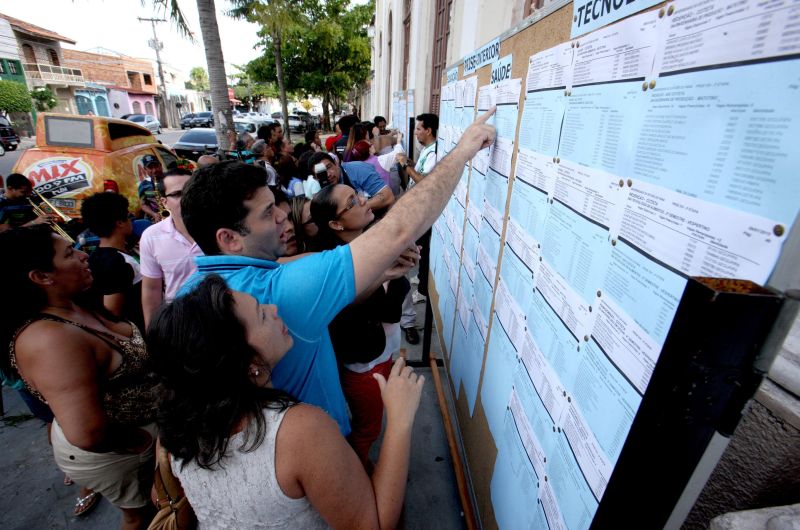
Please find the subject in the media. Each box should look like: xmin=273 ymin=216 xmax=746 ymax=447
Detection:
xmin=0 ymin=80 xmax=33 ymax=113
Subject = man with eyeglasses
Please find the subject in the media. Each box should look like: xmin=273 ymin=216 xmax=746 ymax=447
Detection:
xmin=307 ymin=151 xmax=394 ymax=213
xmin=139 ymin=167 xmax=204 ymax=327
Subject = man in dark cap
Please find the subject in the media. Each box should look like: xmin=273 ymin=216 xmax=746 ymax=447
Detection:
xmin=139 ymin=154 xmax=164 ymax=221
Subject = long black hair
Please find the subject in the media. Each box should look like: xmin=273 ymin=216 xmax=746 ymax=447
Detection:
xmin=0 ymin=226 xmax=56 ymax=374
xmin=146 ymin=275 xmax=296 ymax=469
xmin=309 ymin=184 xmax=347 ymax=251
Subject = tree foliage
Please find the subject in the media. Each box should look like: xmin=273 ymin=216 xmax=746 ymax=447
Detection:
xmin=242 ymin=0 xmax=373 ymax=129
xmin=0 ymin=80 xmax=33 ymax=113
xmin=31 ymin=87 xmax=58 ymax=112
xmin=188 ymin=66 xmax=210 ymax=91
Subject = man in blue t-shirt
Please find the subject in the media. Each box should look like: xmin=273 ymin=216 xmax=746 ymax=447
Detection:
xmin=178 ymin=109 xmax=497 ymax=436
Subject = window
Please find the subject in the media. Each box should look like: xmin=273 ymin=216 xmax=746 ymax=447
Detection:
xmin=143 ymin=73 xmax=153 ymax=85
xmin=156 ymin=147 xmax=177 ymax=169
xmin=0 ymin=61 xmax=5 ymax=74
xmin=132 ymin=101 xmax=142 ymax=113
xmin=44 ymin=116 xmax=94 ymax=148
xmin=22 ymin=44 xmax=36 ymax=63
xmin=95 ymin=95 xmax=110 ymax=117
xmin=429 ymin=0 xmax=453 ymax=114
xmin=47 ymin=48 xmax=60 ymax=66
xmin=402 ymin=0 xmax=411 ymax=90
xmin=145 ymin=101 xmax=155 ymax=115
xmin=76 ymin=94 xmax=94 ymax=115
xmin=8 ymin=61 xmax=18 ymax=75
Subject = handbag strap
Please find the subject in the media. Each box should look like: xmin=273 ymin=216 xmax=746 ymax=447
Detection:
xmin=155 ymin=444 xmax=184 ymax=508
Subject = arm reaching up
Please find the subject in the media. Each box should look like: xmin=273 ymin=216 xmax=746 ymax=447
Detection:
xmin=349 ymin=107 xmax=497 ymax=296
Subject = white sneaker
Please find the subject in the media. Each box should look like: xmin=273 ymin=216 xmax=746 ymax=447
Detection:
xmin=410 ymin=275 xmax=420 ymax=285
xmin=412 ymin=291 xmax=427 ymax=304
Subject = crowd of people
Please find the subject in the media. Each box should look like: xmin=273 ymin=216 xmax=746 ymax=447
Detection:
xmin=0 ymin=107 xmax=495 ymax=529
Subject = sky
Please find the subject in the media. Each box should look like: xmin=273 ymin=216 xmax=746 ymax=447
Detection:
xmin=1 ymin=0 xmax=264 ymax=79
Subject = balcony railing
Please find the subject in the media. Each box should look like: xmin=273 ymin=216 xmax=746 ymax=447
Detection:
xmin=23 ymin=63 xmax=84 ymax=84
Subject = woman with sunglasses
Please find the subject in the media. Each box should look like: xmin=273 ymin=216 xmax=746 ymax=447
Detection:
xmin=148 ymin=275 xmax=424 ymax=528
xmin=311 ymin=184 xmax=412 ymax=468
xmin=0 ymin=226 xmax=159 ymax=529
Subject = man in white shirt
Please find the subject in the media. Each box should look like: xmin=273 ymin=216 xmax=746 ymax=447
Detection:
xmin=140 ymin=168 xmax=204 ymax=327
xmin=396 ymin=113 xmax=439 ymax=344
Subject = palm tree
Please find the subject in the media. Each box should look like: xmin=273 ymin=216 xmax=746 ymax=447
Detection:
xmin=148 ymin=0 xmax=235 ymax=150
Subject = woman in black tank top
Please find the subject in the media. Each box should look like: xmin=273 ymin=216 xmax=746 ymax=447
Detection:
xmin=0 ymin=225 xmax=159 ymax=529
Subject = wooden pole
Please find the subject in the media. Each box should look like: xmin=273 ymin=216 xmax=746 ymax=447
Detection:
xmin=429 ymin=350 xmax=478 ymax=530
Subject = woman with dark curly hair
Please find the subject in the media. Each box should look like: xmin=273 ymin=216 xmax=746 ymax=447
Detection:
xmin=0 ymin=226 xmax=159 ymax=529
xmin=147 ymin=275 xmax=424 ymax=529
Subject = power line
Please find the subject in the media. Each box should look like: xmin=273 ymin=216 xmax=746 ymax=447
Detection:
xmin=137 ymin=17 xmax=171 ymax=127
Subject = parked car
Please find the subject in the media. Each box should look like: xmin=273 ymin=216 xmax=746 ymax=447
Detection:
xmin=271 ymin=112 xmax=306 ymax=133
xmin=13 ymin=113 xmax=179 ymax=219
xmin=125 ymin=114 xmax=161 ymax=134
xmin=171 ymin=129 xmax=218 ymax=161
xmin=0 ymin=115 xmax=20 ymax=154
xmin=191 ymin=111 xmax=214 ymax=128
xmin=292 ymin=109 xmax=315 ymax=129
xmin=234 ymin=120 xmax=257 ymax=139
xmin=180 ymin=113 xmax=197 ymax=129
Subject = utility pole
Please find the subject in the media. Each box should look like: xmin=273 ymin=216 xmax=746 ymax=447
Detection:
xmin=138 ymin=17 xmax=170 ymax=128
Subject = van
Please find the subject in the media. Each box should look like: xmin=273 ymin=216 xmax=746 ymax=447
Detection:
xmin=13 ymin=113 xmax=180 ymax=219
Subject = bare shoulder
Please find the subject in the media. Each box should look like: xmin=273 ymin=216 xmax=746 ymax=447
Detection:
xmin=14 ymin=319 xmax=96 ymax=366
xmin=279 ymin=404 xmax=341 ymax=443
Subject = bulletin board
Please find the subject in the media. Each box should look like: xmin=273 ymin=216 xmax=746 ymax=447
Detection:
xmin=391 ymin=89 xmax=415 ymax=153
xmin=426 ymin=1 xmax=800 ymax=529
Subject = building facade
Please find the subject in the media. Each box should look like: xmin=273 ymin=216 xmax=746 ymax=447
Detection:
xmin=1 ymin=13 xmax=84 ymax=115
xmin=63 ymin=49 xmax=157 ymax=118
xmin=364 ymin=0 xmax=544 ymax=121
xmin=0 ymin=17 xmax=25 ymax=85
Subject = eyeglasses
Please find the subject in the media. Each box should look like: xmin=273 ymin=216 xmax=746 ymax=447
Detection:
xmin=165 ymin=190 xmax=182 ymax=199
xmin=335 ymin=191 xmax=366 ymax=218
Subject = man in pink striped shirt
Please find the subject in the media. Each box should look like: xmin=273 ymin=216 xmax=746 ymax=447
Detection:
xmin=140 ymin=167 xmax=203 ymax=327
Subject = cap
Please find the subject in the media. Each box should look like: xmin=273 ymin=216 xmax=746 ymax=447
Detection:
xmin=142 ymin=154 xmax=159 ymax=167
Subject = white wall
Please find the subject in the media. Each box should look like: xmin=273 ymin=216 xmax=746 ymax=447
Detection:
xmin=0 ymin=19 xmax=21 ymax=60
xmin=367 ymin=0 xmax=529 ymax=121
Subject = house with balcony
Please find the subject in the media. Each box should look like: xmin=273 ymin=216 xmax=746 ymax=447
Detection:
xmin=62 ymin=48 xmax=158 ymax=119
xmin=0 ymin=13 xmax=84 ymax=115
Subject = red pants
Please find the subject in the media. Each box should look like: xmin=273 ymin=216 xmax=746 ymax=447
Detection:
xmin=341 ymin=358 xmax=394 ymax=468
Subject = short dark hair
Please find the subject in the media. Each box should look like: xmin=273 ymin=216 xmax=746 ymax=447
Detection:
xmin=156 ymin=167 xmax=193 ymax=195
xmin=147 ymin=274 xmax=296 ymax=469
xmin=416 ymin=113 xmax=439 ymax=137
xmin=373 ymin=116 xmax=386 ymax=125
xmin=307 ymin=151 xmax=334 ymax=174
xmin=80 ymin=192 xmax=130 ymax=238
xmin=180 ymin=161 xmax=267 ymax=255
xmin=5 ymin=173 xmax=31 ymax=190
xmin=256 ymin=122 xmax=282 ymax=142
xmin=270 ymin=186 xmax=288 ymax=206
xmin=304 ymin=129 xmax=317 ymax=144
xmin=338 ymin=115 xmax=359 ymax=137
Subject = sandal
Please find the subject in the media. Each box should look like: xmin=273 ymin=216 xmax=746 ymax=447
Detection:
xmin=74 ymin=491 xmax=100 ymax=517
xmin=63 ymin=474 xmax=74 ymax=486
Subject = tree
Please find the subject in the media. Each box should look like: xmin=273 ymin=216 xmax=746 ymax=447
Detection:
xmin=0 ymin=80 xmax=33 ymax=113
xmin=188 ymin=66 xmax=210 ymax=92
xmin=31 ymin=87 xmax=57 ymax=112
xmin=229 ymin=0 xmax=308 ymax=141
xmin=148 ymin=0 xmax=234 ymax=150
xmin=244 ymin=0 xmax=372 ymax=131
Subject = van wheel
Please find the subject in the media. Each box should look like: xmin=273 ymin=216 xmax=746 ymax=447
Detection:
xmin=157 ymin=127 xmax=162 ymax=134
xmin=0 ymin=144 xmax=5 ymax=156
